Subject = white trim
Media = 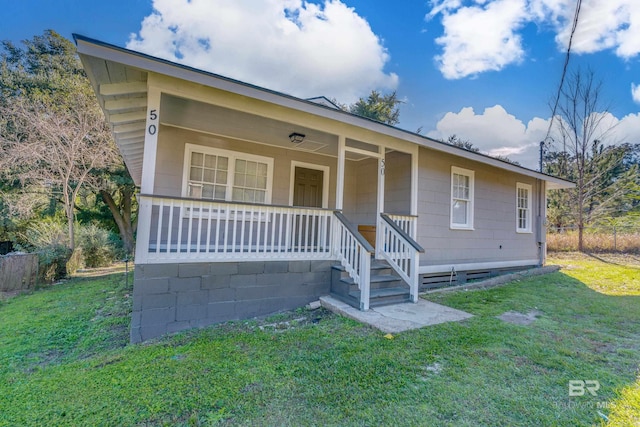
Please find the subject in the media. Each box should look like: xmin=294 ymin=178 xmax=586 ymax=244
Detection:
xmin=450 ymin=166 xmax=474 ymax=230
xmin=182 ymin=143 xmax=274 ymax=204
xmin=344 ymin=146 xmax=384 ymax=159
xmin=336 ymin=135 xmax=346 ymax=210
xmin=135 ymin=85 xmax=161 ymax=264
xmin=140 ymin=85 xmax=161 ymax=193
xmin=419 ymin=259 xmax=540 ymax=275
xmin=375 ymin=148 xmax=386 ymax=258
xmin=516 ymin=182 xmax=533 ymax=233
xmin=288 ymin=161 xmax=330 ymax=209
xmin=411 ymin=145 xmax=419 ymax=216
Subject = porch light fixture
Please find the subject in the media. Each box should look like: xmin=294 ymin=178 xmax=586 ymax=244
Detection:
xmin=289 ymin=132 xmax=305 ymax=143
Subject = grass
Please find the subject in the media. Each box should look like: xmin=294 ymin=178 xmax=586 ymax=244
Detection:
xmin=0 ymin=253 xmax=638 ymax=426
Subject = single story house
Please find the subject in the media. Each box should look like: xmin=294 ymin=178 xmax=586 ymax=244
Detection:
xmin=74 ymin=35 xmax=574 ymax=343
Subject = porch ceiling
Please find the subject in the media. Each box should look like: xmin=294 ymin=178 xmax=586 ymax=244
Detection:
xmin=161 ymin=94 xmax=340 ymax=157
xmin=80 ymin=50 xmax=368 ymax=187
xmin=79 ymin=56 xmax=355 ymax=187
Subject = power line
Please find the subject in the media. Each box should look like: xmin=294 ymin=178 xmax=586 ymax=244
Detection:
xmin=542 ymin=0 xmax=583 ymax=151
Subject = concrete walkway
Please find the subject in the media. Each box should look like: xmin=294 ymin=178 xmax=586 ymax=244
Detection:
xmin=319 ymin=295 xmax=473 ymax=334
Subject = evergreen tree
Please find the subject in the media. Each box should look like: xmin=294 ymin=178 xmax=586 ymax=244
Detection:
xmin=348 ymin=90 xmax=401 ymax=125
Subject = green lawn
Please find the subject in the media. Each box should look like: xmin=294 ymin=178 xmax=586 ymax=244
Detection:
xmin=0 ymin=253 xmax=638 ymax=426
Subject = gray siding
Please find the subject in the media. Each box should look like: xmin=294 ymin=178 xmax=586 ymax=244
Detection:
xmin=417 ymin=148 xmax=541 ymax=265
xmin=342 ymin=157 xmax=378 ymax=226
xmin=384 ymin=150 xmax=411 ymax=215
xmin=355 ymin=158 xmax=378 ymax=225
xmin=341 ymin=151 xmax=411 ymax=227
xmin=154 ymin=126 xmax=337 ymax=207
xmin=342 ymin=159 xmax=357 ymax=217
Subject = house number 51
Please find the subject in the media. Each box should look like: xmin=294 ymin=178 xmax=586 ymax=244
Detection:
xmin=148 ymin=109 xmax=158 ymax=135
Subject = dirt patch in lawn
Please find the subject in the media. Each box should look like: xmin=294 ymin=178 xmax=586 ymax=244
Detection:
xmin=497 ymin=309 xmax=543 ymax=326
xmin=0 ymin=289 xmax=26 ymax=301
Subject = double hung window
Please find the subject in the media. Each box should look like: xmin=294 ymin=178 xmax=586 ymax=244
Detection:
xmin=450 ymin=166 xmax=474 ymax=229
xmin=516 ymin=182 xmax=532 ymax=233
xmin=183 ymin=144 xmax=273 ymax=204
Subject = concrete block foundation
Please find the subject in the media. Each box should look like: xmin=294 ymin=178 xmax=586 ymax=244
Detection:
xmin=130 ymin=260 xmax=332 ymax=343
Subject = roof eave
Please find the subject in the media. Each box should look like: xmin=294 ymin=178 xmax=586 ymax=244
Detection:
xmin=74 ymin=34 xmax=575 ymax=190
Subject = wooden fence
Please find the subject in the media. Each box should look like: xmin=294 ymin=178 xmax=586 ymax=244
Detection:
xmin=0 ymin=253 xmax=38 ymax=291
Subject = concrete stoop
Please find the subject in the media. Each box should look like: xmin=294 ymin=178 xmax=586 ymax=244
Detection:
xmin=319 ymin=295 xmax=472 ymax=334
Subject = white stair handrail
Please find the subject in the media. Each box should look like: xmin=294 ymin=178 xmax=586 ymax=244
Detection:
xmin=332 ymin=212 xmax=373 ymax=311
xmin=378 ymin=213 xmax=425 ymax=303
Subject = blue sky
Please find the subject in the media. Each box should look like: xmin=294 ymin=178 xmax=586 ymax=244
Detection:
xmin=2 ymin=0 xmax=640 ymax=168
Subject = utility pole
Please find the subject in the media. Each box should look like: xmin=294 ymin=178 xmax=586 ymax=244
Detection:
xmin=539 ymin=140 xmax=544 ymax=172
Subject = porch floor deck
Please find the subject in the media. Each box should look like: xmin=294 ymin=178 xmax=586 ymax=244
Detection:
xmin=319 ymin=295 xmax=473 ymax=334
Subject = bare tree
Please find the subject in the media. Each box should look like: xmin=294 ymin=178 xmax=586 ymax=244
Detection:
xmin=0 ymin=85 xmax=117 ymax=249
xmin=548 ymin=68 xmax=634 ymax=251
xmin=1 ymin=31 xmax=136 ymax=253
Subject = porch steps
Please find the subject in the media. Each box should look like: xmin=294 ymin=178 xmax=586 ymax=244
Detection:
xmin=330 ymin=261 xmax=410 ymax=309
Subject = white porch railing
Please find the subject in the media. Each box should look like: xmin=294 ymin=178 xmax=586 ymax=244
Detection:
xmin=137 ymin=195 xmax=334 ymax=263
xmin=378 ymin=213 xmax=424 ymax=303
xmin=385 ymin=213 xmax=418 ymax=240
xmin=333 ymin=212 xmax=373 ymax=311
xmin=134 ymin=195 xmax=421 ymax=312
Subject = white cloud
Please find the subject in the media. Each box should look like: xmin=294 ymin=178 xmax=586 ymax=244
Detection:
xmin=632 ymin=83 xmax=640 ymax=104
xmin=430 ymin=0 xmax=529 ymax=79
xmin=549 ymin=0 xmax=640 ymax=58
xmin=127 ymin=0 xmax=398 ymax=102
xmin=427 ymin=105 xmax=549 ymax=167
xmin=426 ymin=104 xmax=640 ymax=169
xmin=599 ymin=112 xmax=640 ymax=145
xmin=427 ymin=0 xmax=640 ymax=79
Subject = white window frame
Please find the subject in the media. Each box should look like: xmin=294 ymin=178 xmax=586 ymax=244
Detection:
xmin=450 ymin=166 xmax=474 ymax=230
xmin=182 ymin=143 xmax=274 ymax=204
xmin=516 ymin=182 xmax=532 ymax=233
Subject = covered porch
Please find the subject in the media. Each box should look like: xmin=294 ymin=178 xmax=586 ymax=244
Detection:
xmin=75 ymin=35 xmax=422 ymax=312
xmin=131 ymin=84 xmax=423 ymax=310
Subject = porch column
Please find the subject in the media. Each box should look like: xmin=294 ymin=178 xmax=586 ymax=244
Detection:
xmin=134 ymin=84 xmax=162 ymax=264
xmin=411 ymin=145 xmax=419 ymax=239
xmin=336 ymin=135 xmax=346 ymax=210
xmin=375 ymin=147 xmax=385 ymax=259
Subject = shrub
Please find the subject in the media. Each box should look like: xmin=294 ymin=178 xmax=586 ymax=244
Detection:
xmin=37 ymin=244 xmax=72 ymax=283
xmin=77 ymin=224 xmax=117 ymax=268
xmin=66 ymin=247 xmax=84 ymax=275
xmin=17 ymin=218 xmax=71 ymax=283
xmin=20 ymin=217 xmax=68 ymax=249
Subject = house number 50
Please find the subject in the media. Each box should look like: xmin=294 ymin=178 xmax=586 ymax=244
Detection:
xmin=148 ymin=109 xmax=158 ymax=135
